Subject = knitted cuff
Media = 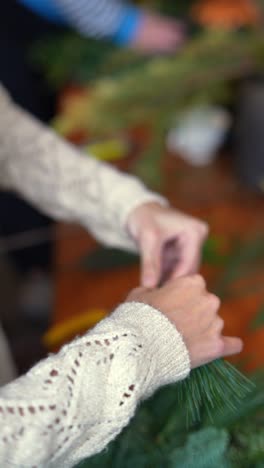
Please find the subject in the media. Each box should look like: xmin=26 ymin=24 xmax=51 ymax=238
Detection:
xmin=103 ymin=302 xmax=191 ymax=394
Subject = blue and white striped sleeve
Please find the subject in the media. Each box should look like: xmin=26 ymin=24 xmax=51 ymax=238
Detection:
xmin=54 ymin=0 xmax=144 ymax=44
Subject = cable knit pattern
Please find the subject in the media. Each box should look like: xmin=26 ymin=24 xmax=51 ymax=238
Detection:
xmin=0 ymin=85 xmax=166 ymax=251
xmin=0 ymin=85 xmax=191 ymax=466
xmin=0 ymin=303 xmax=190 ymax=467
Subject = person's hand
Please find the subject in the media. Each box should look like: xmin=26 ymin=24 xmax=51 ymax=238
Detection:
xmin=127 ymin=202 xmax=208 ymax=288
xmin=126 ymin=275 xmax=243 ymax=369
xmin=131 ymin=12 xmax=186 ymax=53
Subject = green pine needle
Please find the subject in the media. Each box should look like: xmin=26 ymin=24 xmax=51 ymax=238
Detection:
xmin=175 ymin=360 xmax=255 ymax=426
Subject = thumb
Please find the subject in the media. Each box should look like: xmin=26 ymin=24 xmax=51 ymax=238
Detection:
xmin=139 ymin=231 xmax=162 ymax=288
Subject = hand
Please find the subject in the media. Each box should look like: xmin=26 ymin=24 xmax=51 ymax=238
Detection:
xmin=131 ymin=13 xmax=186 ymax=54
xmin=127 ymin=202 xmax=208 ymax=288
xmin=126 ymin=275 xmax=243 ymax=369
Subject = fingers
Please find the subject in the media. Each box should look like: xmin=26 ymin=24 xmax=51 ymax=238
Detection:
xmin=159 ymin=237 xmax=181 ymax=286
xmin=168 ymin=233 xmax=202 ymax=279
xmin=189 ymin=335 xmax=243 ymax=369
xmin=139 ymin=232 xmax=162 ymax=288
xmin=221 ymin=336 xmax=244 ymax=357
xmin=128 ymin=203 xmax=209 ymax=285
xmin=165 ymin=273 xmax=206 ymax=293
xmin=168 ymin=223 xmax=208 ymax=279
xmin=126 ymin=272 xmax=243 ymax=370
xmin=127 ymin=268 xmax=243 ymax=373
xmin=210 ymin=316 xmax=224 ymax=334
xmin=203 ymin=336 xmax=243 ymax=367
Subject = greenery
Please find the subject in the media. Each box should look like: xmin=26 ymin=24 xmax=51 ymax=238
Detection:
xmin=33 ymin=25 xmax=264 ymax=187
xmin=30 ymin=0 xmax=195 ymax=88
xmin=76 ymin=371 xmax=264 ymax=468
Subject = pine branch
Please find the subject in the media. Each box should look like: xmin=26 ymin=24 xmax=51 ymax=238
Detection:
xmin=202 ymin=371 xmax=264 ymax=429
xmin=47 ymin=30 xmax=264 ymax=137
xmin=175 ymin=360 xmax=254 ymax=426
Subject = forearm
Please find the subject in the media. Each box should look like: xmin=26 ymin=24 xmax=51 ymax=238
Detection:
xmin=0 ymin=303 xmax=190 ymax=467
xmin=0 ymin=85 xmax=164 ymax=250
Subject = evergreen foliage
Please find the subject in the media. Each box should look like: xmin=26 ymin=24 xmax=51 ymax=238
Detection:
xmin=30 ymin=0 xmax=194 ymax=88
xmin=175 ymin=360 xmax=254 ymax=425
xmin=51 ymin=30 xmax=262 ymax=132
xmin=31 ymin=35 xmax=147 ymax=89
xmin=168 ymin=427 xmax=230 ymax=468
xmin=76 ymin=372 xmax=264 ymax=468
xmin=31 ymin=0 xmax=264 ymax=186
xmin=34 ymin=27 xmax=264 ymax=186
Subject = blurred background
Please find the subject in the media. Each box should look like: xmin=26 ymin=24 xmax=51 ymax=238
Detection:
xmin=0 ymin=1 xmax=264 ymax=464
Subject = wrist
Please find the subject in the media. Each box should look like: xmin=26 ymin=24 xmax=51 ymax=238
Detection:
xmin=126 ymin=200 xmax=168 ymax=239
xmin=108 ymin=302 xmax=190 ymax=395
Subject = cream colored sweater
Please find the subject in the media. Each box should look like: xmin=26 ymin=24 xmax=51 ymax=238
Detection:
xmin=0 ymin=85 xmax=190 ymax=467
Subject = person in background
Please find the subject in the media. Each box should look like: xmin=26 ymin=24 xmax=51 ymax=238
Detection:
xmin=0 ymin=84 xmax=242 ymax=468
xmin=18 ymin=0 xmax=186 ymax=53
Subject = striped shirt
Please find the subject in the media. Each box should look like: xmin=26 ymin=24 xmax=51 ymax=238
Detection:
xmin=17 ymin=0 xmax=143 ymax=44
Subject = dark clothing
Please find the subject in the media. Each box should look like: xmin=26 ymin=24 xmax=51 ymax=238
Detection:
xmin=0 ymin=0 xmax=61 ymax=272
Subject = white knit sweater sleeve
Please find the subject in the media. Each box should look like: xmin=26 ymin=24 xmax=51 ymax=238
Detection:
xmin=0 ymin=302 xmax=190 ymax=468
xmin=0 ymin=85 xmax=165 ymax=251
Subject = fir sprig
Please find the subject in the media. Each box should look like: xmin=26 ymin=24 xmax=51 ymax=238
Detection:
xmin=173 ymin=360 xmax=254 ymax=426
